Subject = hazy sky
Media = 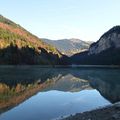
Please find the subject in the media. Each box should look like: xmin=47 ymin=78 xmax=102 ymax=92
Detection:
xmin=0 ymin=0 xmax=120 ymax=41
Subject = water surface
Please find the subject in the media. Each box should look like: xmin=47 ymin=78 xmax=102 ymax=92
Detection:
xmin=0 ymin=66 xmax=120 ymax=120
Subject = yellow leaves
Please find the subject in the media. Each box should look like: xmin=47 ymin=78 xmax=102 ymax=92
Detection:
xmin=0 ymin=83 xmax=9 ymax=94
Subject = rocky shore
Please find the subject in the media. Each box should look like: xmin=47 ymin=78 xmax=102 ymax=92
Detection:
xmin=61 ymin=102 xmax=120 ymax=120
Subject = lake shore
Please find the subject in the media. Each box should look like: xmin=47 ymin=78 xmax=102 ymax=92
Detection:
xmin=61 ymin=102 xmax=120 ymax=120
xmin=0 ymin=65 xmax=120 ymax=68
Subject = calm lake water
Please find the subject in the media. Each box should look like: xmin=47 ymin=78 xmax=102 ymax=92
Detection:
xmin=0 ymin=66 xmax=120 ymax=120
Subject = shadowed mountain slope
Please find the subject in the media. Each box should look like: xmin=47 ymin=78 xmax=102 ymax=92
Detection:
xmin=0 ymin=15 xmax=67 ymax=65
xmin=71 ymin=26 xmax=120 ymax=65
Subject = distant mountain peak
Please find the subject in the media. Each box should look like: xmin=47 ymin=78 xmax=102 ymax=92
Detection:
xmin=68 ymin=38 xmax=84 ymax=43
xmin=42 ymin=38 xmax=92 ymax=56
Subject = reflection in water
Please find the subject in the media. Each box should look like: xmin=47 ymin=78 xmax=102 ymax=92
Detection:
xmin=0 ymin=90 xmax=109 ymax=120
xmin=0 ymin=66 xmax=120 ymax=120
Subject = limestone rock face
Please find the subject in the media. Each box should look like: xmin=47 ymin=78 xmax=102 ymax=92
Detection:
xmin=89 ymin=26 xmax=120 ymax=55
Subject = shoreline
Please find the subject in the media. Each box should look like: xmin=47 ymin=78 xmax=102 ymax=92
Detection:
xmin=61 ymin=102 xmax=120 ymax=120
xmin=0 ymin=65 xmax=120 ymax=68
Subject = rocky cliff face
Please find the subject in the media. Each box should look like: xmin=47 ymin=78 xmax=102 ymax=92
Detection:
xmin=89 ymin=26 xmax=120 ymax=55
xmin=71 ymin=26 xmax=120 ymax=65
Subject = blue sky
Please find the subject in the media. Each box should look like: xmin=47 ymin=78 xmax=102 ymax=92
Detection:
xmin=0 ymin=0 xmax=120 ymax=41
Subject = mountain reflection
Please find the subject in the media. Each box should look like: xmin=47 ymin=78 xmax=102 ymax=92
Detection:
xmin=0 ymin=66 xmax=120 ymax=114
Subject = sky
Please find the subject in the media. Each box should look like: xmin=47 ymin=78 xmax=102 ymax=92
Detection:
xmin=0 ymin=0 xmax=120 ymax=41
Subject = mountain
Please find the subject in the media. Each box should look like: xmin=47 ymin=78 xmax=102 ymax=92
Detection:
xmin=0 ymin=15 xmax=67 ymax=65
xmin=89 ymin=26 xmax=120 ymax=55
xmin=43 ymin=74 xmax=91 ymax=92
xmin=71 ymin=26 xmax=120 ymax=65
xmin=42 ymin=38 xmax=91 ymax=56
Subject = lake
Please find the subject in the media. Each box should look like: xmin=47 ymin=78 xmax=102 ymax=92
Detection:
xmin=0 ymin=66 xmax=120 ymax=120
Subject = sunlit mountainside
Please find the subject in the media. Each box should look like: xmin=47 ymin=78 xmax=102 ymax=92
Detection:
xmin=0 ymin=15 xmax=65 ymax=65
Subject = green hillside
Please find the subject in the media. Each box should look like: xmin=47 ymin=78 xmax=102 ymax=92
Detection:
xmin=0 ymin=15 xmax=63 ymax=65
